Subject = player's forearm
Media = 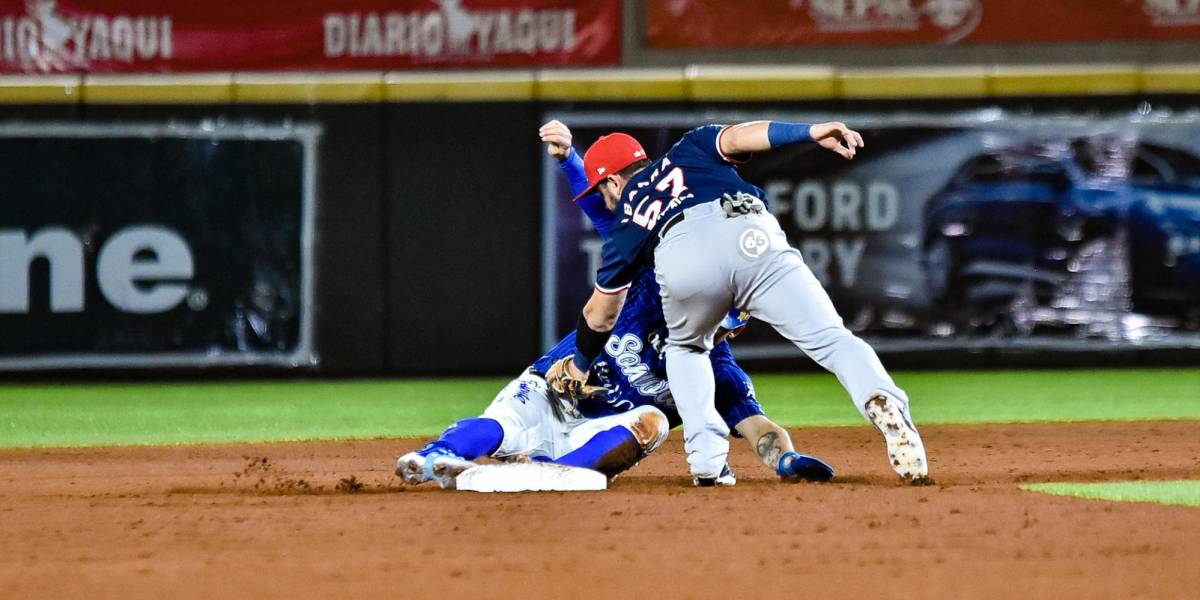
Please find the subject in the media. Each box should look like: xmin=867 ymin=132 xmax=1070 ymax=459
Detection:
xmin=560 ymin=147 xmax=617 ymax=238
xmin=583 ymin=289 xmax=624 ymax=331
xmin=735 ymin=415 xmax=796 ymax=471
xmin=559 ymin=147 xmax=591 ymax=197
xmin=570 ymin=289 xmax=625 ymax=374
xmin=719 ymin=121 xmax=812 ymax=155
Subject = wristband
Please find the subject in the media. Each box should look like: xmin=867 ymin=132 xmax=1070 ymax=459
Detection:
xmin=573 ymin=313 xmax=610 ymax=372
xmin=766 ymin=122 xmax=812 ymax=148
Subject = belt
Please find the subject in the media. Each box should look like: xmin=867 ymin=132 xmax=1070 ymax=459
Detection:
xmin=658 ymin=212 xmax=685 ymax=240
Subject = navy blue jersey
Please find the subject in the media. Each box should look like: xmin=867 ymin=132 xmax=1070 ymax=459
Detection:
xmin=531 ymin=267 xmax=762 ymax=432
xmin=595 ymin=125 xmax=768 ymax=293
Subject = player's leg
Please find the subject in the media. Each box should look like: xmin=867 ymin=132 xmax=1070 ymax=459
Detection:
xmin=395 ymin=416 xmax=502 ymax=487
xmin=553 ymin=405 xmax=670 ymax=478
xmin=396 ymin=371 xmax=559 ymax=488
xmin=736 ymin=212 xmax=928 ymax=482
xmin=740 ymin=254 xmax=905 ymax=412
xmin=733 ymin=416 xmax=834 ymax=482
xmin=654 ymin=212 xmax=738 ymax=484
xmin=712 ymin=346 xmax=834 ymax=482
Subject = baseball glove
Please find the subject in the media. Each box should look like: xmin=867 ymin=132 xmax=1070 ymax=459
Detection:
xmin=544 ymin=355 xmax=605 ymax=421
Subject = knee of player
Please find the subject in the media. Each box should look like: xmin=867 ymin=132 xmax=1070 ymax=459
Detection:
xmin=627 ymin=406 xmax=670 ymax=453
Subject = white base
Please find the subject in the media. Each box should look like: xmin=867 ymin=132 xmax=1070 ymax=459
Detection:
xmin=455 ymin=463 xmax=607 ymax=493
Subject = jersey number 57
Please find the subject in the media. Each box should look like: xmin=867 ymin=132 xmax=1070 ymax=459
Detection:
xmin=632 ymin=158 xmax=688 ymax=230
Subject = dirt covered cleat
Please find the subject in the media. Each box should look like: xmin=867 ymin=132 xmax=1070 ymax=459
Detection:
xmin=693 ymin=464 xmax=736 ymax=487
xmin=396 ymin=449 xmax=476 ymax=488
xmin=864 ymin=393 xmax=929 ymax=484
xmin=395 ymin=451 xmax=433 ymax=485
xmin=430 ymin=454 xmax=478 ymax=490
xmin=777 ymin=452 xmax=835 ymax=482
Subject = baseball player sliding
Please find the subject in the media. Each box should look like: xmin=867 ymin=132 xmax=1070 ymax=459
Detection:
xmin=546 ymin=119 xmax=929 ymax=485
xmin=394 ymin=121 xmax=835 ymax=489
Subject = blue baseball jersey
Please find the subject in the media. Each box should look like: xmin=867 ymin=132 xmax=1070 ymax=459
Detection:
xmin=594 ymin=125 xmax=768 ymax=293
xmin=530 ymin=270 xmax=762 ymax=432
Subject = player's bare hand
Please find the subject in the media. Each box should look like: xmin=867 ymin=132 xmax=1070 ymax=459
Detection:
xmin=539 ymin=120 xmax=573 ymax=162
xmin=809 ymin=121 xmax=864 ymax=160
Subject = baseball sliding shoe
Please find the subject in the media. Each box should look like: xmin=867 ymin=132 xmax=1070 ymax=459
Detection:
xmin=693 ymin=464 xmax=736 ymax=487
xmin=863 ymin=392 xmax=929 ymax=484
xmin=395 ymin=451 xmax=432 ymax=485
xmin=429 ymin=454 xmax=477 ymax=490
xmin=395 ymin=449 xmax=476 ymax=488
xmin=777 ymin=451 xmax=835 ymax=482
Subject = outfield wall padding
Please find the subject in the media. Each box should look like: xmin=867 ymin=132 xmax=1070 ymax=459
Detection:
xmin=4 ymin=94 xmax=1200 ymax=375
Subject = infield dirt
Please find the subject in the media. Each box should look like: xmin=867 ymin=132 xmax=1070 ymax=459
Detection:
xmin=2 ymin=421 xmax=1198 ymax=599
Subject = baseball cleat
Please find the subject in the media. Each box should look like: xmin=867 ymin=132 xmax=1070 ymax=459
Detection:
xmin=430 ymin=454 xmax=478 ymax=490
xmin=777 ymin=451 xmax=835 ymax=482
xmin=396 ymin=449 xmax=477 ymax=488
xmin=693 ymin=464 xmax=736 ymax=487
xmin=395 ymin=451 xmax=433 ymax=485
xmin=864 ymin=392 xmax=929 ymax=484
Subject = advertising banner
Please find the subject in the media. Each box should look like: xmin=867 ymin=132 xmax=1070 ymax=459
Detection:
xmin=542 ymin=111 xmax=1200 ymax=358
xmin=0 ymin=0 xmax=619 ymax=73
xmin=0 ymin=123 xmax=317 ymax=369
xmin=646 ymin=0 xmax=1200 ymax=48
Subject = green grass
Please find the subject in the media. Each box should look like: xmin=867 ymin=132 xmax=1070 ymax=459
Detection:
xmin=1022 ymin=481 xmax=1200 ymax=507
xmin=754 ymin=368 xmax=1200 ymax=426
xmin=0 ymin=368 xmax=1198 ymax=448
xmin=0 ymin=379 xmax=501 ymax=448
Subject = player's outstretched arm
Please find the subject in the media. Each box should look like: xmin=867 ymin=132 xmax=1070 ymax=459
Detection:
xmin=545 ymin=287 xmax=627 ymax=398
xmin=719 ymin=120 xmax=864 ymax=160
xmin=540 ymin=119 xmax=616 ymax=238
xmin=561 ymin=287 xmax=626 ymax=380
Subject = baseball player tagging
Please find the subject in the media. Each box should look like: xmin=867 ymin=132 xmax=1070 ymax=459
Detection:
xmin=394 ymin=121 xmax=836 ymax=489
xmin=552 ymin=120 xmax=929 ymax=484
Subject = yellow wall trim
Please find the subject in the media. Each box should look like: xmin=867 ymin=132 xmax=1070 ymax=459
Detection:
xmin=0 ymin=65 xmax=1197 ymax=104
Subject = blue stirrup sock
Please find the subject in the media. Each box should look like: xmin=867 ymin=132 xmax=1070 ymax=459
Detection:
xmin=766 ymin=122 xmax=812 ymax=148
xmin=556 ymin=425 xmax=641 ymax=478
xmin=420 ymin=418 xmax=503 ymax=460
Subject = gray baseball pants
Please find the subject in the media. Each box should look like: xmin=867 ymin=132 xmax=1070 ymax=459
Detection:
xmin=654 ymin=201 xmax=908 ymax=478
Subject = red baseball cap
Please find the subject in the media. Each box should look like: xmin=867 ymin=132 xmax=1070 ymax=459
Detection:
xmin=573 ymin=133 xmax=647 ymax=202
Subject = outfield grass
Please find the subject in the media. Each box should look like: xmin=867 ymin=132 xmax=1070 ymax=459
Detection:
xmin=1022 ymin=481 xmax=1200 ymax=507
xmin=0 ymin=368 xmax=1198 ymax=448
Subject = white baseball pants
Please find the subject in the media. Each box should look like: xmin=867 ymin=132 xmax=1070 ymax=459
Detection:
xmin=655 ymin=201 xmax=908 ymax=479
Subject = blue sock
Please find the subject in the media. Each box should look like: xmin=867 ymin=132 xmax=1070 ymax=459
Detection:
xmin=421 ymin=418 xmax=503 ymax=460
xmin=556 ymin=426 xmax=641 ymax=477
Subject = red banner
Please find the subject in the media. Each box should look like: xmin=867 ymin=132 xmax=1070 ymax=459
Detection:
xmin=647 ymin=0 xmax=1200 ymax=48
xmin=0 ymin=0 xmax=620 ymax=73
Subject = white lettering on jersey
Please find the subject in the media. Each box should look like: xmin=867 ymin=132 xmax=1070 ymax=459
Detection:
xmin=604 ymin=333 xmax=669 ymax=398
xmin=631 ymin=197 xmax=663 ymax=229
xmin=628 ymin=157 xmax=695 ymax=231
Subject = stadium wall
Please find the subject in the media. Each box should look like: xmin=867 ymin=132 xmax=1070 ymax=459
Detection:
xmin=2 ymin=69 xmax=1199 ymax=375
